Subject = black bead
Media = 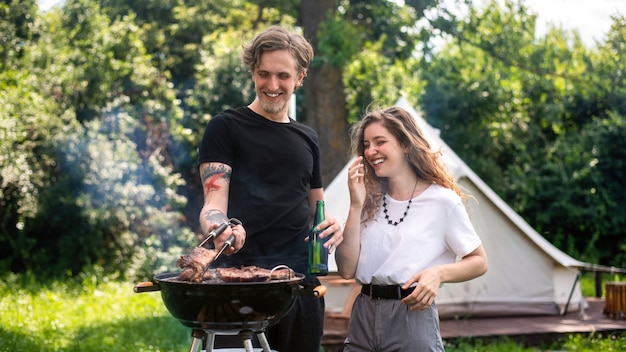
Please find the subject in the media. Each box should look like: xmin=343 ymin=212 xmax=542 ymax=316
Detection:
xmin=382 ymin=195 xmax=412 ymax=226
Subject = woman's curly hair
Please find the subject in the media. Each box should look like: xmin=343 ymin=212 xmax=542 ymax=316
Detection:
xmin=350 ymin=106 xmax=466 ymax=223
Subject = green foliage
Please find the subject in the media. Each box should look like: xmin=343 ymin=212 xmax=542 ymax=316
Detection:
xmin=445 ymin=336 xmax=539 ymax=351
xmin=344 ymin=39 xmax=424 ymax=121
xmin=1 ymin=0 xmax=195 ymax=280
xmin=444 ymin=332 xmax=626 ymax=352
xmin=579 ymin=271 xmax=623 ymax=297
xmin=347 ymin=0 xmax=434 ymax=60
xmin=190 ymin=29 xmax=254 ymax=126
xmin=420 ymin=0 xmax=626 ymax=268
xmin=0 ymin=0 xmax=39 ymax=69
xmin=317 ymin=0 xmax=439 ymax=69
xmin=516 ymin=112 xmax=626 ymax=264
xmin=0 ymin=65 xmax=77 ymax=272
xmin=600 ymin=14 xmax=626 ymax=117
xmin=333 ymin=0 xmax=430 ymax=120
xmin=316 ymin=12 xmax=362 ymax=68
xmin=100 ymin=0 xmax=261 ymax=82
xmin=558 ymin=332 xmax=626 ymax=352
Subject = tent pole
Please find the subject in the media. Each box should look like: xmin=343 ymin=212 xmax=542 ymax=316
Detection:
xmin=561 ymin=271 xmax=581 ymax=316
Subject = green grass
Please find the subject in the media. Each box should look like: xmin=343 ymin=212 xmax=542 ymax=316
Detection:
xmin=1 ymin=272 xmax=625 ymax=351
xmin=559 ymin=333 xmax=626 ymax=351
xmin=445 ymin=337 xmax=541 ymax=351
xmin=0 ymin=273 xmax=190 ymax=351
xmin=443 ymin=333 xmax=626 ymax=352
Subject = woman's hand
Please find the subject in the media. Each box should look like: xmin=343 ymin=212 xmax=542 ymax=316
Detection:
xmin=335 ymin=156 xmax=366 ymax=279
xmin=348 ymin=156 xmax=366 ymax=208
xmin=401 ymin=267 xmax=442 ymax=311
xmin=401 ymin=247 xmax=488 ymax=311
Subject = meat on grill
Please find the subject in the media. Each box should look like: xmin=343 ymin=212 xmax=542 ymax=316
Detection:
xmin=216 ymin=266 xmax=294 ymax=282
xmin=175 ymin=248 xmax=295 ymax=283
xmin=176 ymin=247 xmax=217 ymax=282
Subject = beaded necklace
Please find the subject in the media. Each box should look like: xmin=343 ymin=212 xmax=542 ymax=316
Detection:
xmin=382 ymin=179 xmax=418 ymax=226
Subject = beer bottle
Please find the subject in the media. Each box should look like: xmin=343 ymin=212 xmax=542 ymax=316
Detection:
xmin=308 ymin=200 xmax=329 ymax=276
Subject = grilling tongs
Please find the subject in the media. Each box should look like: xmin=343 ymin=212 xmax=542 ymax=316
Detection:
xmin=198 ymin=218 xmax=242 ymax=267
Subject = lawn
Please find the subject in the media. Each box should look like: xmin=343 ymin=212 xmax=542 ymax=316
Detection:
xmin=0 ymin=272 xmax=190 ymax=351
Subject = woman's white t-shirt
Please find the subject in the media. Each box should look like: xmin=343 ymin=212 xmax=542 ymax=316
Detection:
xmin=355 ymin=184 xmax=482 ymax=285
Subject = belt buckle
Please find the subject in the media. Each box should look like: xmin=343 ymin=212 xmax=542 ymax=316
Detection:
xmin=367 ymin=285 xmax=374 ymax=299
xmin=396 ymin=286 xmax=402 ymax=299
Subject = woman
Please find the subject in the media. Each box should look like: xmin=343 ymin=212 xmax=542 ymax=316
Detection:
xmin=335 ymin=106 xmax=488 ymax=351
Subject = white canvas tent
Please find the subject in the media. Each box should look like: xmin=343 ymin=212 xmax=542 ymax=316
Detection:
xmin=323 ymin=97 xmax=590 ymax=318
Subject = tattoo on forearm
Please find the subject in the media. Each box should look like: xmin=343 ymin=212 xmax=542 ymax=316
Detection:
xmin=204 ymin=209 xmax=227 ymax=224
xmin=201 ymin=164 xmax=231 ymax=194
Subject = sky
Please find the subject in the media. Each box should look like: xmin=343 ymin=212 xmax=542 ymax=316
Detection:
xmin=522 ymin=0 xmax=625 ymax=46
xmin=39 ymin=0 xmax=64 ymax=11
xmin=38 ymin=0 xmax=625 ymax=47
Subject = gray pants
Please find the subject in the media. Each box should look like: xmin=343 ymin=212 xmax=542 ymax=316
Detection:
xmin=343 ymin=293 xmax=444 ymax=352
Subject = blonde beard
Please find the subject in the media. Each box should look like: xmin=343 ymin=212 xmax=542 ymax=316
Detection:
xmin=259 ymin=96 xmax=288 ymax=115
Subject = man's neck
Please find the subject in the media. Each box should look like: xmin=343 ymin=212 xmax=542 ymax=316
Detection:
xmin=248 ymin=100 xmax=290 ymax=123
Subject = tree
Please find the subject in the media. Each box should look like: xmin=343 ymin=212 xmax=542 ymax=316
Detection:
xmin=0 ymin=0 xmax=38 ymax=70
xmin=1 ymin=0 xmax=195 ymax=278
xmin=300 ymin=0 xmax=440 ymax=184
xmin=300 ymin=0 xmax=351 ymax=184
xmin=420 ymin=0 xmax=626 ymax=267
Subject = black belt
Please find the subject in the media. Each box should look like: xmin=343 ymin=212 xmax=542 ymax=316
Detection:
xmin=361 ymin=284 xmax=414 ymax=300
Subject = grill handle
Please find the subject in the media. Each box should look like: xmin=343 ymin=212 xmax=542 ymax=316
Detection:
xmin=290 ymin=284 xmax=327 ymax=298
xmin=134 ymin=281 xmax=161 ymax=293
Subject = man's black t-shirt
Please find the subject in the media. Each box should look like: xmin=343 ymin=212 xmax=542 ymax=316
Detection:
xmin=198 ymin=106 xmax=323 ymax=274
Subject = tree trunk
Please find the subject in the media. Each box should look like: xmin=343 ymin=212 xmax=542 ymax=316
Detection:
xmin=300 ymin=0 xmax=350 ymax=186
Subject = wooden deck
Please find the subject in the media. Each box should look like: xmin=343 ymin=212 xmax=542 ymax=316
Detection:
xmin=322 ymin=298 xmax=626 ymax=349
xmin=440 ymin=298 xmax=625 ymax=339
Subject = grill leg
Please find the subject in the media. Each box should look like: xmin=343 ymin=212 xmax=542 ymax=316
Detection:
xmin=189 ymin=338 xmax=203 ymax=352
xmin=239 ymin=331 xmax=256 ymax=352
xmin=242 ymin=338 xmax=255 ymax=352
xmin=189 ymin=329 xmax=206 ymax=352
xmin=257 ymin=331 xmax=271 ymax=352
xmin=205 ymin=331 xmax=215 ymax=352
xmin=192 ymin=329 xmax=273 ymax=352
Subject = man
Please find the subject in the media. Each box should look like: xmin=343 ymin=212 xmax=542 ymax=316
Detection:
xmin=197 ymin=25 xmax=344 ymax=351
